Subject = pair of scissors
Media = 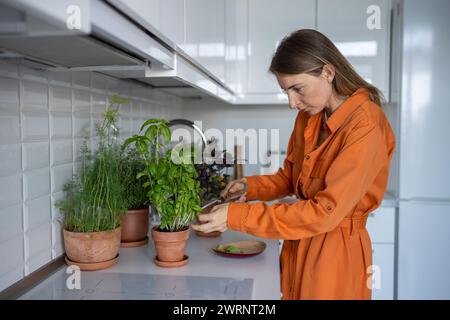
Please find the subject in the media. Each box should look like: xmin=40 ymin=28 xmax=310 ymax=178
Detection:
xmin=201 ymin=192 xmax=245 ymax=210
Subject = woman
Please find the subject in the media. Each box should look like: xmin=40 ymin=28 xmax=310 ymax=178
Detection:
xmin=191 ymin=29 xmax=396 ymax=300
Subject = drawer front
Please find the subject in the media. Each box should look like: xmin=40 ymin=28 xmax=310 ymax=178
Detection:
xmin=371 ymin=243 xmax=395 ymax=300
xmin=366 ymin=207 xmax=396 ymax=243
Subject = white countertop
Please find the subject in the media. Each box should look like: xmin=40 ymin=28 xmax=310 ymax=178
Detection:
xmin=19 ymin=229 xmax=281 ymax=300
xmin=106 ymin=229 xmax=281 ymax=299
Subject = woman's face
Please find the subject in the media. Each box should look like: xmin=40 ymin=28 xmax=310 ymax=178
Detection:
xmin=276 ymin=66 xmax=334 ymax=115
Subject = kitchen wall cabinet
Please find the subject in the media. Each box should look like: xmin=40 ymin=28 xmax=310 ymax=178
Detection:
xmin=224 ymin=0 xmax=248 ymax=94
xmin=110 ymin=0 xmax=185 ymax=50
xmin=247 ymin=0 xmax=316 ymax=95
xmin=160 ymin=0 xmax=185 ymax=47
xmin=317 ymin=0 xmax=391 ymax=99
xmin=106 ymin=0 xmax=393 ymax=105
xmin=224 ymin=0 xmax=392 ymax=104
xmin=182 ymin=0 xmax=226 ymax=82
xmin=110 ymin=0 xmax=162 ymax=32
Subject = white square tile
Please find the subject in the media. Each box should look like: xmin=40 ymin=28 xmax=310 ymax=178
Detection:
xmin=22 ymin=141 xmax=49 ymax=171
xmin=131 ymin=100 xmax=141 ymax=115
xmin=0 ymin=77 xmax=19 ymax=109
xmin=24 ymin=195 xmax=51 ymax=232
xmin=0 ymin=143 xmax=21 ymax=177
xmin=116 ymin=86 xmax=131 ymax=98
xmin=119 ymin=102 xmax=132 ymax=116
xmin=73 ymin=161 xmax=82 ymax=176
xmin=48 ymin=71 xmax=72 ymax=86
xmin=91 ymin=73 xmax=108 ymax=92
xmin=51 ymin=163 xmax=73 ymax=193
xmin=52 ymin=243 xmax=64 ymax=259
xmin=24 ymin=168 xmax=50 ymax=201
xmin=73 ymin=112 xmax=91 ymax=138
xmin=50 ymin=140 xmax=73 ymax=166
xmin=131 ymin=117 xmax=142 ymax=133
xmin=92 ymin=93 xmax=108 ymax=114
xmin=0 ymin=109 xmax=20 ymax=144
xmin=119 ymin=116 xmax=132 ymax=134
xmin=72 ymin=72 xmax=91 ymax=89
xmin=73 ymin=139 xmax=85 ymax=162
xmin=90 ymin=137 xmax=102 ymax=154
xmin=0 ymin=204 xmax=22 ymax=243
xmin=107 ymin=77 xmax=121 ymax=94
xmin=140 ymin=102 xmax=150 ymax=117
xmin=21 ymin=111 xmax=49 ymax=141
xmin=50 ymin=85 xmax=71 ymax=111
xmin=0 ymin=60 xmax=19 ymax=79
xmin=25 ymin=223 xmax=51 ymax=274
xmin=22 ymin=80 xmax=48 ymax=111
xmin=51 ymin=191 xmax=64 ymax=222
xmin=50 ymin=111 xmax=72 ymax=139
xmin=19 ymin=64 xmax=48 ymax=83
xmin=0 ymin=266 xmax=24 ymax=292
xmin=73 ymin=89 xmax=90 ymax=113
xmin=26 ymin=248 xmax=52 ymax=275
xmin=91 ymin=113 xmax=102 ymax=133
xmin=0 ymin=174 xmax=22 ymax=209
xmin=0 ymin=235 xmax=24 ymax=278
xmin=52 ymin=220 xmax=64 ymax=258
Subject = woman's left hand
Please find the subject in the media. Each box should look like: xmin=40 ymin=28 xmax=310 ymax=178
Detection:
xmin=191 ymin=203 xmax=230 ymax=233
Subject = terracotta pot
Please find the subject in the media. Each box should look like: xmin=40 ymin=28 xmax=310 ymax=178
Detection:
xmin=121 ymin=207 xmax=149 ymax=243
xmin=151 ymin=226 xmax=189 ymax=263
xmin=63 ymin=227 xmax=121 ymax=263
xmin=195 ymin=218 xmax=221 ymax=237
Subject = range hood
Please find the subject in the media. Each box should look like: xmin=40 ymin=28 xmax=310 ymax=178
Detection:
xmin=0 ymin=0 xmax=234 ymax=100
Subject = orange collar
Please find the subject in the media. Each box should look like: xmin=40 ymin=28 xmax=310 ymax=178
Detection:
xmin=325 ymin=88 xmax=370 ymax=133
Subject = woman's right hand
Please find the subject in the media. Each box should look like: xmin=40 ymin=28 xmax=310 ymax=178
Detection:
xmin=220 ymin=178 xmax=248 ymax=202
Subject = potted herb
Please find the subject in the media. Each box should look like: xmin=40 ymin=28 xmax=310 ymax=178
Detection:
xmin=57 ymin=96 xmax=127 ymax=270
xmin=118 ymin=145 xmax=150 ymax=247
xmin=125 ymin=119 xmax=202 ymax=268
xmin=194 ymin=143 xmax=233 ymax=237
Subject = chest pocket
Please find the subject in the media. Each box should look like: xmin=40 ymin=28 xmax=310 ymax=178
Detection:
xmin=286 ymin=148 xmax=303 ymax=183
xmin=307 ymin=157 xmax=333 ymax=197
xmin=310 ymin=157 xmax=333 ymax=179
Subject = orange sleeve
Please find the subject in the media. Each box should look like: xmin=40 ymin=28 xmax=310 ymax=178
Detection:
xmin=228 ymin=120 xmax=392 ymax=240
xmin=245 ymin=133 xmax=295 ymax=201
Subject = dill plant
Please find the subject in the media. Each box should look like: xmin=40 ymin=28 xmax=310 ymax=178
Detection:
xmin=118 ymin=146 xmax=149 ymax=210
xmin=57 ymin=95 xmax=128 ymax=232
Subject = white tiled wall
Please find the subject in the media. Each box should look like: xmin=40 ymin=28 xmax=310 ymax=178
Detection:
xmin=183 ymin=97 xmax=296 ymax=177
xmin=0 ymin=59 xmax=183 ymax=291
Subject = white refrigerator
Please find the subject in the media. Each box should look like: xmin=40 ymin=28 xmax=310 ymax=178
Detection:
xmin=397 ymin=0 xmax=450 ymax=299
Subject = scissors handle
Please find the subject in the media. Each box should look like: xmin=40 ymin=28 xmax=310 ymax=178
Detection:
xmin=201 ymin=192 xmax=245 ymax=210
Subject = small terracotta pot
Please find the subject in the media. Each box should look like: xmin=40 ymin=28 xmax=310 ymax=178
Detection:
xmin=151 ymin=226 xmax=189 ymax=263
xmin=195 ymin=219 xmax=221 ymax=237
xmin=121 ymin=207 xmax=149 ymax=243
xmin=63 ymin=227 xmax=121 ymax=263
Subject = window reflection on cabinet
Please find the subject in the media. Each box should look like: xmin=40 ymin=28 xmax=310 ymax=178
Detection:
xmin=183 ymin=0 xmax=226 ymax=82
xmin=247 ymin=0 xmax=316 ymax=94
xmin=317 ymin=0 xmax=391 ymax=100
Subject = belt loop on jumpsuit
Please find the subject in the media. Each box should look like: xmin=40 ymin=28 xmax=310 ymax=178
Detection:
xmin=339 ymin=216 xmax=368 ymax=236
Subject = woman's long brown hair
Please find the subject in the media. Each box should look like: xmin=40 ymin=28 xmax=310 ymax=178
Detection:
xmin=269 ymin=29 xmax=384 ymax=106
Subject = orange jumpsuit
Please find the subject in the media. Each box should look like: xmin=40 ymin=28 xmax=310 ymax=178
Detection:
xmin=227 ymin=88 xmax=396 ymax=300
